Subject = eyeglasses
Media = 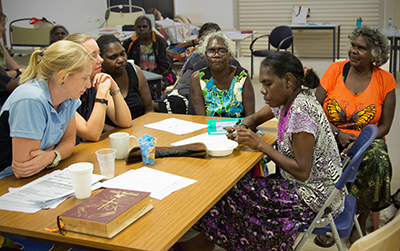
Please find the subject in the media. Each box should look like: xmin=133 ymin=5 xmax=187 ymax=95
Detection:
xmin=206 ymin=48 xmax=228 ymax=57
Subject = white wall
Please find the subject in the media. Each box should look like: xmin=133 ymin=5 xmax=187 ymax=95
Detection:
xmin=2 ymin=0 xmax=107 ymax=46
xmin=174 ymin=0 xmax=235 ymax=29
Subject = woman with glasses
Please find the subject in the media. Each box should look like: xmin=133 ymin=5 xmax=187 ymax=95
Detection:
xmin=190 ymin=31 xmax=255 ymax=117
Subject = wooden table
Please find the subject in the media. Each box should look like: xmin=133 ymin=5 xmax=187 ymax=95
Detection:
xmin=0 ymin=113 xmax=277 ymax=251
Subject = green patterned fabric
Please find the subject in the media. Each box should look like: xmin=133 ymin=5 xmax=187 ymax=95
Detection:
xmin=347 ymin=138 xmax=392 ymax=214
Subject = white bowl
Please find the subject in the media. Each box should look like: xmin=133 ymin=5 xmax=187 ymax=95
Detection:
xmin=205 ymin=140 xmax=239 ymax=157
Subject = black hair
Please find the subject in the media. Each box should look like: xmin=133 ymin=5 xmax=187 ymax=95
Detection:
xmin=198 ymin=22 xmax=221 ymax=39
xmin=135 ymin=16 xmax=152 ymax=29
xmin=49 ymin=25 xmax=69 ymax=44
xmin=96 ymin=35 xmax=121 ymax=56
xmin=261 ymin=51 xmax=319 ymax=89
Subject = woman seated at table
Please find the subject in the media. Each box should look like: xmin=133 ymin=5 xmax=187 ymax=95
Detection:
xmin=174 ymin=51 xmax=345 ymax=250
xmin=314 ymin=26 xmax=397 ymax=247
xmin=0 ymin=41 xmax=95 ymax=178
xmin=96 ymin=35 xmax=153 ymax=125
xmin=0 ymin=11 xmax=26 ymax=78
xmin=123 ymin=16 xmax=176 ymax=99
xmin=190 ymin=31 xmax=255 ymax=117
xmin=64 ymin=33 xmax=132 ymax=144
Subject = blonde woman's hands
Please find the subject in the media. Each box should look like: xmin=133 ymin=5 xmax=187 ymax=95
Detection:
xmin=11 ymin=148 xmax=55 ymax=178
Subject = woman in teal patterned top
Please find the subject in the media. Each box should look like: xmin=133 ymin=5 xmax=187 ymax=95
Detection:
xmin=190 ymin=31 xmax=255 ymax=117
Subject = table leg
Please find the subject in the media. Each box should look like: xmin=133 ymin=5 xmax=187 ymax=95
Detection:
xmin=394 ymin=37 xmax=398 ymax=80
xmin=333 ymin=27 xmax=336 ymax=62
xmin=236 ymin=41 xmax=241 ymax=58
xmin=389 ymin=37 xmax=394 ymax=73
xmin=157 ymin=79 xmax=162 ymax=99
xmin=337 ymin=26 xmax=340 ymax=59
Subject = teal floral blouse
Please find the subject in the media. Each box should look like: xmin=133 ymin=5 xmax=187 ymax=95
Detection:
xmin=199 ymin=66 xmax=247 ymax=117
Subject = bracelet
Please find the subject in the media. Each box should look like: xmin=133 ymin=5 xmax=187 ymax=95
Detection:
xmin=334 ymin=129 xmax=340 ymax=141
xmin=15 ymin=69 xmax=21 ymax=78
xmin=110 ymin=88 xmax=120 ymax=96
xmin=241 ymin=123 xmax=250 ymax=129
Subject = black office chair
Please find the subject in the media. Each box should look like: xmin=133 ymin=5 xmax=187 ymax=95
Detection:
xmin=249 ymin=25 xmax=293 ymax=79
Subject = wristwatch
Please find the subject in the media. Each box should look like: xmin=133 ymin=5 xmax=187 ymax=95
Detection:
xmin=95 ymin=98 xmax=108 ymax=105
xmin=46 ymin=150 xmax=61 ymax=169
xmin=334 ymin=129 xmax=340 ymax=141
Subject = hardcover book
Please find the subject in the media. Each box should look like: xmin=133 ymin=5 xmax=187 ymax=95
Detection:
xmin=58 ymin=188 xmax=153 ymax=238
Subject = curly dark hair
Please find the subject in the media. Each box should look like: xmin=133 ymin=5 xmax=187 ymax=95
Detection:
xmin=349 ymin=26 xmax=389 ymax=67
xmin=96 ymin=34 xmax=121 ymax=56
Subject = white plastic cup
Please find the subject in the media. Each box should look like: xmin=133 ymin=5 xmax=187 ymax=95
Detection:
xmin=95 ymin=148 xmax=117 ymax=179
xmin=68 ymin=162 xmax=93 ymax=199
xmin=109 ymin=132 xmax=138 ymax=159
xmin=116 ymin=25 xmax=122 ymax=33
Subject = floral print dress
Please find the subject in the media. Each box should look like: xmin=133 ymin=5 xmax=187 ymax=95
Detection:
xmin=199 ymin=66 xmax=247 ymax=117
xmin=200 ymin=90 xmax=344 ymax=251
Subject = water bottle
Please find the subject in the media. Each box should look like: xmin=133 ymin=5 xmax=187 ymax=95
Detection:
xmin=356 ymin=17 xmax=362 ymax=29
xmin=388 ymin=17 xmax=393 ymax=30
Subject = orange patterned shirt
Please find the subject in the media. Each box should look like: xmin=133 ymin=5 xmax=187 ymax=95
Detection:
xmin=320 ymin=60 xmax=397 ymax=136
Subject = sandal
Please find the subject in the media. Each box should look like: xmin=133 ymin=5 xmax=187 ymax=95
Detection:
xmin=314 ymin=235 xmax=335 ymax=248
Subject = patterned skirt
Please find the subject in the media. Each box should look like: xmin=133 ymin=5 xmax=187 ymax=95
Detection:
xmin=200 ymin=174 xmax=316 ymax=251
xmin=347 ymin=138 xmax=392 ymax=214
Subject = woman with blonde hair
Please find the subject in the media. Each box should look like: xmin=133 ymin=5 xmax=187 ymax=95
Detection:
xmin=64 ymin=33 xmax=131 ymax=144
xmin=0 ymin=40 xmax=95 ymax=178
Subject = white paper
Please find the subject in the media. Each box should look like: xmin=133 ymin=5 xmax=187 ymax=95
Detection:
xmin=101 ymin=167 xmax=197 ymax=200
xmin=144 ymin=118 xmax=208 ymax=135
xmin=7 ymin=169 xmax=105 ymax=201
xmin=0 ymin=169 xmax=105 ymax=213
xmin=171 ymin=133 xmax=229 ymax=146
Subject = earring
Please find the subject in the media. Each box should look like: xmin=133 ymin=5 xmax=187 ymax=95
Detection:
xmin=61 ymin=82 xmax=64 ymax=85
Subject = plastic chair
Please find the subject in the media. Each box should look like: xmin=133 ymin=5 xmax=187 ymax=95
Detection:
xmin=348 ymin=209 xmax=400 ymax=251
xmin=9 ymin=18 xmax=55 ymax=52
xmin=249 ymin=25 xmax=293 ymax=79
xmin=294 ymin=124 xmax=378 ymax=251
xmin=105 ymin=4 xmax=145 ymax=27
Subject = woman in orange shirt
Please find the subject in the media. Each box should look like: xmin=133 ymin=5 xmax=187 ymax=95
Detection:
xmin=315 ymin=26 xmax=397 ymax=246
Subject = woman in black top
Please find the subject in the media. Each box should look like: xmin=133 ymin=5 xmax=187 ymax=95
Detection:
xmin=97 ymin=35 xmax=153 ymax=126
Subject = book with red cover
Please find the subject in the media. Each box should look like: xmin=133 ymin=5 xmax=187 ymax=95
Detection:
xmin=58 ymin=188 xmax=153 ymax=238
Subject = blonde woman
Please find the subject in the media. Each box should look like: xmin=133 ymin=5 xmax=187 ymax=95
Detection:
xmin=0 ymin=40 xmax=95 ymax=178
xmin=64 ymin=34 xmax=131 ymax=144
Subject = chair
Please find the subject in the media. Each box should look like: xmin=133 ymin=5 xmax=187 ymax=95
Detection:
xmin=9 ymin=18 xmax=55 ymax=52
xmin=294 ymin=124 xmax=378 ymax=251
xmin=105 ymin=4 xmax=145 ymax=27
xmin=348 ymin=209 xmax=400 ymax=251
xmin=173 ymin=13 xmax=203 ymax=27
xmin=249 ymin=25 xmax=293 ymax=79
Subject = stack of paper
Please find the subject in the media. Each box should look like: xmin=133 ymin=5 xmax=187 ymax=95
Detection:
xmin=0 ymin=169 xmax=104 ymax=213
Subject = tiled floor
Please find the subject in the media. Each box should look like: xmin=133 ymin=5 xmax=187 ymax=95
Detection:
xmin=13 ymin=52 xmax=399 ymax=251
